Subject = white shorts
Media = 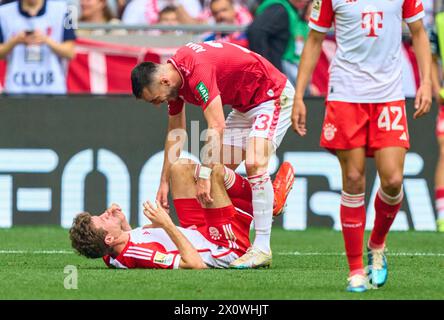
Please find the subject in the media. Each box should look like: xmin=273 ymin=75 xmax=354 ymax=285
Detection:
xmin=223 ymin=80 xmax=294 ymax=150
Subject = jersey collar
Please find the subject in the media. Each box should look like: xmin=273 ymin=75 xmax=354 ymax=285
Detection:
xmin=19 ymin=0 xmax=47 ymax=18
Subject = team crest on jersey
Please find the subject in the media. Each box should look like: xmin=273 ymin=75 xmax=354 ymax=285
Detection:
xmin=209 ymin=227 xmax=222 ymax=240
xmin=323 ymin=123 xmax=337 ymax=141
xmin=311 ymin=0 xmax=322 ymax=21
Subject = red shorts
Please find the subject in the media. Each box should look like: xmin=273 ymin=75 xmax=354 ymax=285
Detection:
xmin=436 ymin=105 xmax=444 ymax=137
xmin=198 ymin=205 xmax=252 ymax=256
xmin=320 ymin=100 xmax=410 ymax=157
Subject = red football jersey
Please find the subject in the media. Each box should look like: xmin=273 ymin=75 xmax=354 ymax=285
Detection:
xmin=167 ymin=41 xmax=287 ymax=115
xmin=103 ymin=227 xmax=239 ymax=269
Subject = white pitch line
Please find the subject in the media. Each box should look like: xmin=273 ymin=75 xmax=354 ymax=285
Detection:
xmin=278 ymin=252 xmax=444 ymax=257
xmin=0 ymin=250 xmax=73 ymax=254
xmin=0 ymin=250 xmax=443 ymax=257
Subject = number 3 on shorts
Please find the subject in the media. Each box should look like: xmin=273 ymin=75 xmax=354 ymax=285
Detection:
xmin=377 ymin=106 xmax=404 ymax=131
xmin=254 ymin=114 xmax=271 ymax=131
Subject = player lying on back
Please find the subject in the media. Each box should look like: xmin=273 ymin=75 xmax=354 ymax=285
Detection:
xmin=69 ymin=159 xmax=294 ymax=269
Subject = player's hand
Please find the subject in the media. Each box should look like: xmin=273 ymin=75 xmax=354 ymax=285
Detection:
xmin=414 ymin=82 xmax=432 ymax=119
xmin=12 ymin=31 xmax=27 ymax=45
xmin=291 ymin=98 xmax=307 ymax=136
xmin=143 ymin=200 xmax=174 ymax=229
xmin=106 ymin=203 xmax=122 ymax=217
xmin=156 ymin=180 xmax=170 ymax=213
xmin=25 ymin=29 xmax=48 ymax=45
xmin=106 ymin=203 xmax=131 ymax=231
xmin=196 ymin=178 xmax=213 ymax=206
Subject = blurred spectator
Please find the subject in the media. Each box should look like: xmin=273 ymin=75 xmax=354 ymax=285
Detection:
xmin=80 ymin=0 xmax=116 ymax=23
xmin=158 ymin=5 xmax=179 ymax=25
xmin=151 ymin=5 xmax=181 ymax=35
xmin=121 ymin=0 xmax=202 ymax=25
xmin=198 ymin=0 xmax=252 ymax=25
xmin=247 ymin=0 xmax=311 ymax=84
xmin=76 ymin=0 xmax=125 ymax=36
xmin=0 ymin=0 xmax=76 ymax=94
xmin=202 ymin=0 xmax=248 ymax=47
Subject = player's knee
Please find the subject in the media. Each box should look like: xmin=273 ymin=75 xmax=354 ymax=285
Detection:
xmin=343 ymin=171 xmax=365 ymax=193
xmin=245 ymin=161 xmax=267 ymax=176
xmin=380 ymin=174 xmax=403 ymax=194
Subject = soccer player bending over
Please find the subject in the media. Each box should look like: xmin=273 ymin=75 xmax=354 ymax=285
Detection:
xmin=69 ymin=160 xmax=294 ymax=269
xmin=131 ymin=41 xmax=295 ymax=269
xmin=292 ymin=0 xmax=432 ymax=291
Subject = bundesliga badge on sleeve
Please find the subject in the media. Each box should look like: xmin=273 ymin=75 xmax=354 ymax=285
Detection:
xmin=311 ymin=0 xmax=321 ymax=21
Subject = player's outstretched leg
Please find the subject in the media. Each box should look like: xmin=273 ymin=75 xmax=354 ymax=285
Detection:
xmin=273 ymin=162 xmax=295 ymax=217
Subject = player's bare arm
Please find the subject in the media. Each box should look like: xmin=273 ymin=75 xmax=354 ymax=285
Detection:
xmin=157 ymin=109 xmax=187 ymax=211
xmin=292 ymin=29 xmax=326 ymax=136
xmin=408 ymin=19 xmax=432 ymax=119
xmin=197 ymin=95 xmax=226 ymax=207
xmin=142 ymin=200 xmax=207 ymax=269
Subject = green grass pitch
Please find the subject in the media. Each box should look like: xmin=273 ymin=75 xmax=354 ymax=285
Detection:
xmin=0 ymin=227 xmax=443 ymax=300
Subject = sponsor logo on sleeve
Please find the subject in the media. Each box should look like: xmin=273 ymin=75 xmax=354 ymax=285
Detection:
xmin=196 ymin=81 xmax=210 ymax=104
xmin=311 ymin=0 xmax=322 ymax=21
xmin=153 ymin=252 xmax=175 ymax=266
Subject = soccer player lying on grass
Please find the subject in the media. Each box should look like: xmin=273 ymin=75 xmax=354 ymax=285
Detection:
xmin=69 ymin=159 xmax=294 ymax=269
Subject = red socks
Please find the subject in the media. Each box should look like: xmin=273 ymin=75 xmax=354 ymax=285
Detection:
xmin=369 ymin=187 xmax=403 ymax=249
xmin=223 ymin=166 xmax=253 ymax=214
xmin=340 ymin=191 xmax=366 ymax=276
xmin=340 ymin=187 xmax=403 ymax=276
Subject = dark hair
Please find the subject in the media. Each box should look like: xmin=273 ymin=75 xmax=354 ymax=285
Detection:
xmin=159 ymin=5 xmax=178 ymax=18
xmin=69 ymin=212 xmax=109 ymax=259
xmin=131 ymin=62 xmax=159 ymax=98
